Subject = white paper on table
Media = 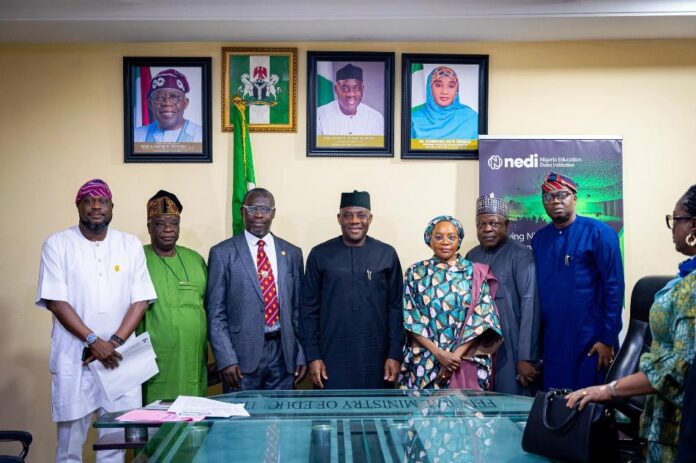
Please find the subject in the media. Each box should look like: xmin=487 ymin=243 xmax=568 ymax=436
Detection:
xmin=168 ymin=395 xmax=250 ymax=418
xmin=88 ymin=332 xmax=159 ymax=402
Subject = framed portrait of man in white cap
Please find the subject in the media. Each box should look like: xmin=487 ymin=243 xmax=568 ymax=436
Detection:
xmin=306 ymin=51 xmax=395 ymax=158
xmin=124 ymin=57 xmax=212 ymax=163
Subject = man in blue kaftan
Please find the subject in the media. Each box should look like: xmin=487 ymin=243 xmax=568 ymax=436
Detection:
xmin=531 ymin=172 xmax=624 ymax=391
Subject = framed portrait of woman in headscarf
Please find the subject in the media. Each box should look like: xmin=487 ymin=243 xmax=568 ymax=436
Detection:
xmin=401 ymin=54 xmax=489 ymax=160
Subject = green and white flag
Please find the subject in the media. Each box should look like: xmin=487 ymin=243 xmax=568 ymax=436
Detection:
xmin=228 ymin=54 xmax=290 ymax=125
xmin=231 ymin=97 xmax=256 ymax=236
xmin=316 ymin=61 xmax=335 ymax=107
xmin=411 ymin=62 xmax=426 ymax=111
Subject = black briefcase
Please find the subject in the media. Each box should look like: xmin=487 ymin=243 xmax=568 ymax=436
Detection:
xmin=522 ymin=389 xmax=620 ymax=463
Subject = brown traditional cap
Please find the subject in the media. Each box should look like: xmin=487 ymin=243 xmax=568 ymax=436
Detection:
xmin=147 ymin=190 xmax=182 ymax=220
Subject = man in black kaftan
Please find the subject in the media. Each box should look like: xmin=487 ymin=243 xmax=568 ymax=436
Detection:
xmin=300 ymin=190 xmax=404 ymax=389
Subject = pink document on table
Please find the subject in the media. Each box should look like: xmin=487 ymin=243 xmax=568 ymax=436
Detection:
xmin=116 ymin=409 xmax=205 ymax=423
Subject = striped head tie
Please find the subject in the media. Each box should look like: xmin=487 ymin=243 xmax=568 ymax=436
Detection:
xmin=75 ymin=179 xmax=112 ymax=204
xmin=542 ymin=172 xmax=578 ymax=194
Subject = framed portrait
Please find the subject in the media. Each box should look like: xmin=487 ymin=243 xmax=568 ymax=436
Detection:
xmin=123 ymin=57 xmax=212 ymax=163
xmin=401 ymin=54 xmax=489 ymax=160
xmin=222 ymin=47 xmax=297 ymax=132
xmin=306 ymin=51 xmax=394 ymax=157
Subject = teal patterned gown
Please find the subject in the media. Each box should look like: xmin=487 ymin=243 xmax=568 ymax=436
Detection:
xmin=399 ymin=254 xmax=502 ymax=390
xmin=639 ymin=269 xmax=696 ymax=462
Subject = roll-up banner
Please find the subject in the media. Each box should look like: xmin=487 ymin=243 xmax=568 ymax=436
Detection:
xmin=478 ymin=135 xmax=623 ymax=251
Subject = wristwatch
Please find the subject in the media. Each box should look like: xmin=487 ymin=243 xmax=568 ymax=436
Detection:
xmin=85 ymin=333 xmax=98 ymax=347
xmin=608 ymin=380 xmax=619 ymax=398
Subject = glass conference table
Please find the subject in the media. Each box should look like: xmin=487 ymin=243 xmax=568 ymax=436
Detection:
xmin=96 ymin=388 xmax=549 ymax=462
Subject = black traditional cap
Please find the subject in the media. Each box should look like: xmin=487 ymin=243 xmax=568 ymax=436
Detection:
xmin=336 ymin=63 xmax=363 ymax=81
xmin=340 ymin=190 xmax=371 ymax=210
xmin=147 ymin=190 xmax=183 ymax=220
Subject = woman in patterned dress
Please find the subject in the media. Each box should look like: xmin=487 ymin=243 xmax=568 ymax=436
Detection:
xmin=567 ymin=184 xmax=696 ymax=462
xmin=399 ymin=215 xmax=502 ymax=390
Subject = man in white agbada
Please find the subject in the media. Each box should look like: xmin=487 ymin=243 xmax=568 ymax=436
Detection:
xmin=36 ymin=178 xmax=156 ymax=463
xmin=316 ymin=63 xmax=384 ymax=136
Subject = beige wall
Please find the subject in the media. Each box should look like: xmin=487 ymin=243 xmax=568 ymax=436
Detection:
xmin=1 ymin=40 xmax=694 ymax=461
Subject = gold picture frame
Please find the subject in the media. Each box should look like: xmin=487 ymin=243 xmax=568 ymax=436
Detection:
xmin=222 ymin=47 xmax=297 ymax=132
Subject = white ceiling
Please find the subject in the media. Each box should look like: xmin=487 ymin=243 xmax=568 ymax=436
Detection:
xmin=2 ymin=0 xmax=696 ymax=43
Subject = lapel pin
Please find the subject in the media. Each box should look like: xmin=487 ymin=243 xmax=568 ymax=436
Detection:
xmin=281 ymin=250 xmax=286 ymax=256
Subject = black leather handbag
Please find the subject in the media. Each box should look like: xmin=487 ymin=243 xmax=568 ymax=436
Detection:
xmin=522 ymin=389 xmax=620 ymax=463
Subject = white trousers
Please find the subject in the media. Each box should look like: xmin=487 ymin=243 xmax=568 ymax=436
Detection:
xmin=56 ymin=408 xmax=124 ymax=463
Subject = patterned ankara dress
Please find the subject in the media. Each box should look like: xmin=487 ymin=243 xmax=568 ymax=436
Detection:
xmin=399 ymin=254 xmax=502 ymax=390
xmin=639 ymin=268 xmax=696 ymax=463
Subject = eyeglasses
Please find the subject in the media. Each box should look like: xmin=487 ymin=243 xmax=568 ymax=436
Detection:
xmin=432 ymin=234 xmax=459 ymax=244
xmin=542 ymin=191 xmax=573 ymax=203
xmin=243 ymin=205 xmax=275 ymax=215
xmin=340 ymin=211 xmax=370 ymax=220
xmin=665 ymin=214 xmax=693 ymax=229
xmin=476 ymin=221 xmax=504 ymax=230
xmin=151 ymin=93 xmax=185 ymax=104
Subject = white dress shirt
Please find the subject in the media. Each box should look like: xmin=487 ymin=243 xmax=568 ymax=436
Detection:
xmin=36 ymin=226 xmax=157 ymax=421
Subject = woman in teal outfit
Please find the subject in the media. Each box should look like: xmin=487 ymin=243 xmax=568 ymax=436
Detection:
xmin=399 ymin=215 xmax=502 ymax=390
xmin=567 ymin=184 xmax=696 ymax=462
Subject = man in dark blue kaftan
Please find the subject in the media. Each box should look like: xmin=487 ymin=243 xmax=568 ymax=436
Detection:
xmin=300 ymin=190 xmax=404 ymax=389
xmin=531 ymin=173 xmax=624 ymax=391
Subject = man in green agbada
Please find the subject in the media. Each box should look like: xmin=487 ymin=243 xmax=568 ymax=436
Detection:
xmin=138 ymin=190 xmax=208 ymax=403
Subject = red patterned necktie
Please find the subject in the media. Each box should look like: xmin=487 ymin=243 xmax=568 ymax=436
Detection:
xmin=256 ymin=240 xmax=279 ymax=326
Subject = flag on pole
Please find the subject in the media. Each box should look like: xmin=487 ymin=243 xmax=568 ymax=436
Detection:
xmin=231 ymin=96 xmax=256 ymax=236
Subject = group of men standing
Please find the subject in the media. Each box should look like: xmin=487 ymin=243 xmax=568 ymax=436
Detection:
xmin=208 ymin=188 xmax=403 ymax=391
xmin=37 ymin=171 xmax=624 ymax=462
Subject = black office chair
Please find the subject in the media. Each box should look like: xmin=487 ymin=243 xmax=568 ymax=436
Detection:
xmin=0 ymin=431 xmax=32 ymax=463
xmin=605 ymin=275 xmax=673 ymax=462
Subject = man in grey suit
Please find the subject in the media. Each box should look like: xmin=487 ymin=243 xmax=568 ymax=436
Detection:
xmin=207 ymin=188 xmax=306 ymax=390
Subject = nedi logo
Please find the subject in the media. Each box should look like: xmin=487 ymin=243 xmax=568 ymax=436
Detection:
xmin=487 ymin=155 xmax=503 ymax=170
xmin=487 ymin=154 xmax=539 ymax=170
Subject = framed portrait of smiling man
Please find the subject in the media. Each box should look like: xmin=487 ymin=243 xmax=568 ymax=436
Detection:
xmin=401 ymin=54 xmax=489 ymax=160
xmin=307 ymin=51 xmax=395 ymax=157
xmin=124 ymin=57 xmax=212 ymax=163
